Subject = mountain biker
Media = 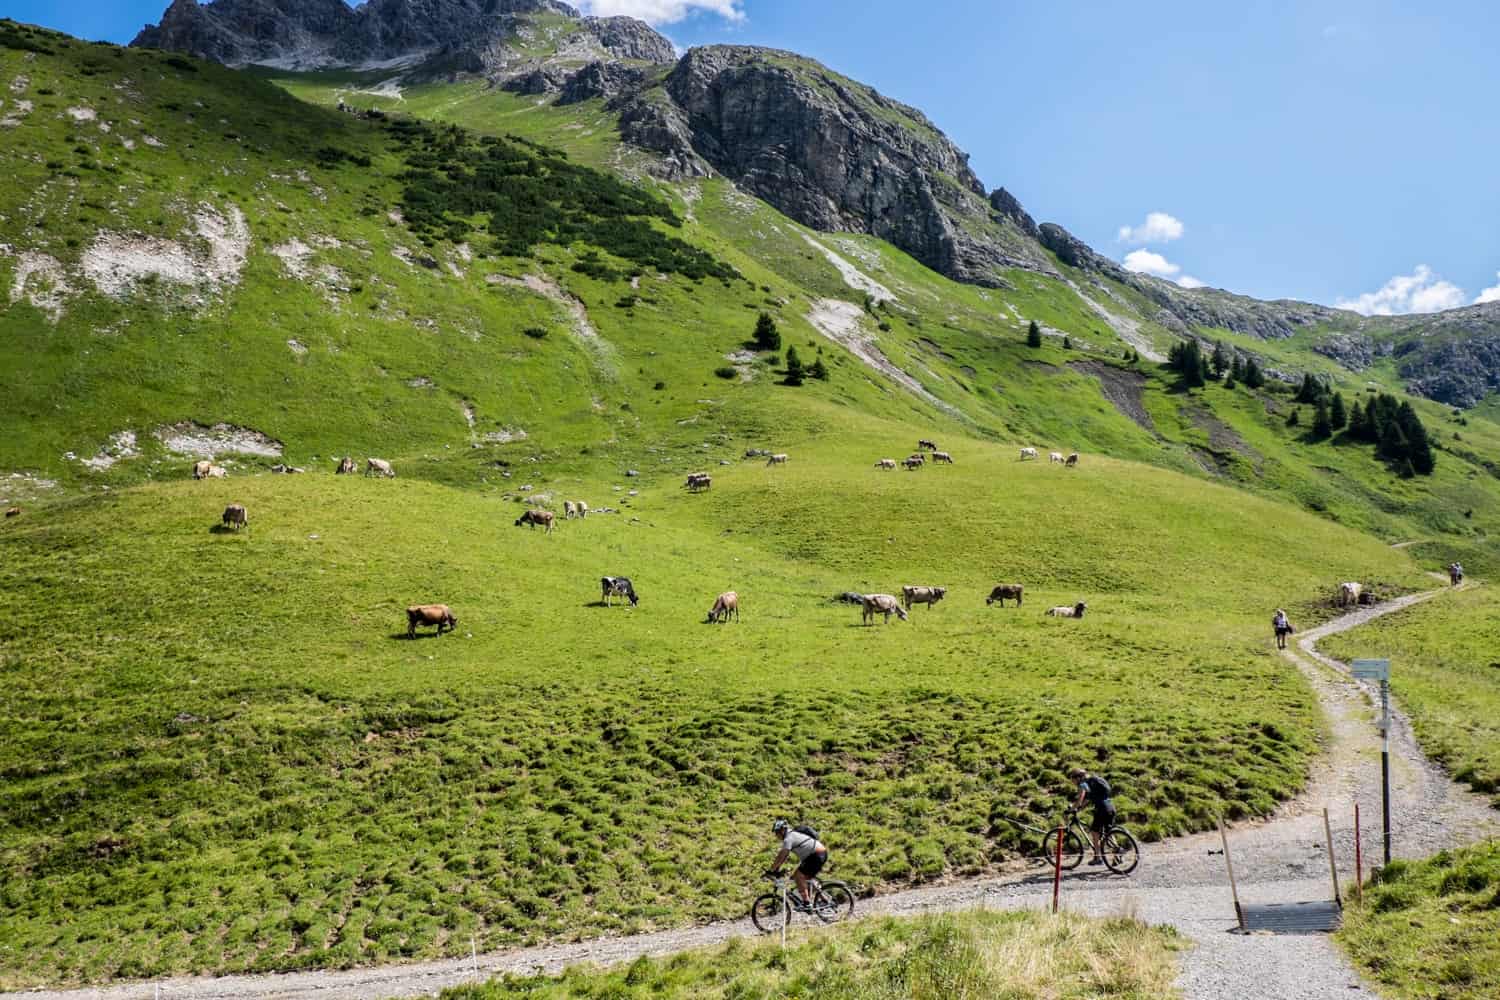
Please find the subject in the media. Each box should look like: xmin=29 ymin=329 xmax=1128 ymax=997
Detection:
xmin=1071 ymin=767 xmax=1115 ymax=866
xmin=1272 ymin=608 xmax=1294 ymax=650
xmin=766 ymin=819 xmax=828 ymax=908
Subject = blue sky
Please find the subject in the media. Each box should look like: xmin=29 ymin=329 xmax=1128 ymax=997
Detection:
xmin=8 ymin=0 xmax=1500 ymax=314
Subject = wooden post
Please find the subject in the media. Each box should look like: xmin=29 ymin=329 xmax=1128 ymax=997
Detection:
xmin=471 ymin=934 xmax=479 ymax=978
xmin=1219 ymin=818 xmax=1245 ymax=932
xmin=1323 ymin=807 xmax=1341 ymax=907
xmin=1052 ymin=826 xmax=1064 ymax=914
xmin=1354 ymin=802 xmax=1363 ymax=902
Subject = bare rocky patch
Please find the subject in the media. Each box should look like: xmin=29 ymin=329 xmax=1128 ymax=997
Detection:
xmin=807 ymin=299 xmax=955 ymax=413
xmin=802 ymin=234 xmax=896 ymax=302
xmin=66 ymin=106 xmax=96 ymax=122
xmin=79 ymin=431 xmax=139 ymax=471
xmin=82 ymin=203 xmax=250 ymax=301
xmin=1069 ymin=360 xmax=1157 ymax=436
xmin=154 ymin=422 xmax=283 ymax=459
xmin=6 ymin=249 xmax=74 ymax=323
xmin=0 ymin=472 xmax=58 ymax=505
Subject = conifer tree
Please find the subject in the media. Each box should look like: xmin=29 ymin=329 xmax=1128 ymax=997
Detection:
xmin=1027 ymin=320 xmax=1042 ymax=348
xmin=1287 ymin=408 xmax=1301 ymax=428
xmin=754 ymin=312 xmax=781 ymax=351
xmin=784 ymin=345 xmax=804 ymax=385
xmin=1330 ymin=392 xmax=1347 ymax=431
xmin=1212 ymin=341 xmax=1229 ymax=378
xmin=1312 ymin=398 xmax=1333 ymax=439
xmin=809 ymin=357 xmax=829 ymax=381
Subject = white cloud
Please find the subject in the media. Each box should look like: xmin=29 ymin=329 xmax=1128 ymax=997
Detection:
xmin=1116 ymin=211 xmax=1184 ymax=245
xmin=1123 ymin=249 xmax=1179 ymax=278
xmin=1336 ymin=265 xmax=1467 ymax=316
xmin=574 ymin=0 xmax=746 ymax=24
xmin=1475 ymin=271 xmax=1500 ymax=305
xmin=1176 ymin=274 xmax=1207 ymax=289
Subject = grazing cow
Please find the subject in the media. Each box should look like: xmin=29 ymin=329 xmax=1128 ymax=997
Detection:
xmin=205 ymin=465 xmax=228 ymax=478
xmin=686 ymin=474 xmax=712 ymax=492
xmin=1046 ymin=602 xmax=1088 ymax=619
xmin=564 ymin=500 xmax=578 ymax=519
xmin=707 ymin=590 xmax=740 ymax=623
xmin=861 ymin=593 xmax=909 ymax=624
xmin=406 ymin=604 xmax=456 ymax=638
xmin=1065 ymin=453 xmax=1080 ymax=467
xmin=1049 ymin=451 xmax=1064 ymax=464
xmin=986 ymin=584 xmax=1024 ymax=606
xmin=574 ymin=500 xmax=588 ymax=519
xmin=221 ymin=504 xmax=248 ymax=531
xmin=270 ymin=464 xmax=305 ymax=474
xmin=335 ymin=456 xmax=357 ymax=475
xmin=931 ymin=451 xmax=954 ymax=464
xmin=918 ymin=439 xmax=938 ymax=452
xmin=5 ymin=507 xmax=20 ymax=518
xmin=902 ymin=585 xmax=948 ymax=610
xmin=1339 ymin=582 xmax=1363 ymax=607
xmin=903 ymin=456 xmax=924 ymax=471
xmin=1019 ymin=447 xmax=1038 ymax=461
xmin=192 ymin=460 xmax=213 ymax=480
xmin=365 ymin=458 xmax=395 ymax=478
xmin=514 ymin=509 xmax=555 ymax=533
xmin=601 ymin=576 xmax=639 ymax=607
xmin=875 ymin=458 xmax=897 ymax=470
xmin=766 ymin=453 xmax=789 ymax=466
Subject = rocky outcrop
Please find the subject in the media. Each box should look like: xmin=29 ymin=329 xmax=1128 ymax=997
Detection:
xmin=1038 ymin=223 xmax=1126 ymax=280
xmin=133 ymin=0 xmax=674 ymax=73
xmin=1399 ymin=335 xmax=1500 ymax=408
xmin=557 ymin=61 xmax=648 ymax=106
xmin=633 ymin=46 xmax=1051 ymax=285
xmin=989 ymin=187 xmax=1038 ymax=240
xmin=1312 ymin=332 xmax=1385 ymax=371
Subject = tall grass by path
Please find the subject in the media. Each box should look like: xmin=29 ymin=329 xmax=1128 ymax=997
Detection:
xmin=444 ymin=910 xmax=1184 ymax=1000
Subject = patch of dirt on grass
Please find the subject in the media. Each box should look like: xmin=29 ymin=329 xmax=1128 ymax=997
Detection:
xmin=807 ymin=299 xmax=955 ymax=413
xmin=82 ymin=203 xmax=249 ymax=300
xmin=154 ymin=422 xmax=283 ymax=459
xmin=6 ymin=249 xmax=74 ymax=322
xmin=1184 ymin=404 xmax=1262 ymax=469
xmin=66 ymin=106 xmax=95 ymax=122
xmin=1069 ymin=360 xmax=1157 ymax=435
xmin=484 ymin=428 xmax=528 ymax=444
xmin=0 ymin=472 xmax=59 ymax=505
xmin=9 ymin=75 xmax=28 ymax=95
xmin=79 ymin=431 xmax=139 ymax=471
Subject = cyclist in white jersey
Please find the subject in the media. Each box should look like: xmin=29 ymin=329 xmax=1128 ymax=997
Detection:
xmin=766 ymin=819 xmax=828 ymax=908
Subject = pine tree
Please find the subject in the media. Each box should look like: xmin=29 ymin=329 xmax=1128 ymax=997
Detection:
xmin=784 ymin=345 xmax=804 ymax=385
xmin=1287 ymin=408 xmax=1301 ymax=428
xmin=1347 ymin=397 xmax=1368 ymax=440
xmin=1063 ymin=335 xmax=1073 ymax=350
xmin=1330 ymin=392 xmax=1347 ymax=431
xmin=1231 ymin=355 xmax=1245 ymax=381
xmin=1026 ymin=320 xmax=1042 ymax=348
xmin=754 ymin=312 xmax=781 ymax=352
xmin=1295 ymin=373 xmax=1323 ymax=404
xmin=1212 ymin=341 xmax=1229 ymax=378
xmin=1244 ymin=358 xmax=1266 ymax=389
xmin=809 ymin=357 xmax=829 ymax=381
xmin=1312 ymin=399 xmax=1333 ymax=439
xmin=1399 ymin=401 xmax=1435 ymax=474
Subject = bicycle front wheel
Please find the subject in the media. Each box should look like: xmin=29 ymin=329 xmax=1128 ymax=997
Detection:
xmin=1101 ymin=828 xmax=1140 ymax=875
xmin=812 ymin=882 xmax=855 ymax=924
xmin=1041 ymin=828 xmax=1085 ymax=870
xmin=750 ymin=893 xmax=789 ymax=933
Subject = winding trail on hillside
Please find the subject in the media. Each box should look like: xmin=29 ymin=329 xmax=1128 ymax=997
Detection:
xmin=9 ymin=588 xmax=1496 ymax=1000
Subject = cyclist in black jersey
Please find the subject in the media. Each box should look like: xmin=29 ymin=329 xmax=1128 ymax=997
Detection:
xmin=1071 ymin=767 xmax=1115 ymax=866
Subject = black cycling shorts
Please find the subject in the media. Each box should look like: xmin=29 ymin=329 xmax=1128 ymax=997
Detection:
xmin=797 ymin=850 xmax=827 ymax=878
xmin=1090 ymin=804 xmax=1116 ymax=834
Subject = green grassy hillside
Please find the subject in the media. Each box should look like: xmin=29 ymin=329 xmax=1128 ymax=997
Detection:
xmin=1 ymin=17 xmax=1498 ymax=988
xmin=0 ymin=429 xmax=1426 ymax=983
xmin=444 ymin=910 xmax=1183 ymax=999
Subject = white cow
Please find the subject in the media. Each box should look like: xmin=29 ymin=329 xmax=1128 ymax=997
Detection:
xmin=1019 ymin=447 xmax=1038 ymax=461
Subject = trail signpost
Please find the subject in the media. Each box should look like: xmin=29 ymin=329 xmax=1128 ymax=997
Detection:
xmin=1351 ymin=659 xmax=1392 ymax=865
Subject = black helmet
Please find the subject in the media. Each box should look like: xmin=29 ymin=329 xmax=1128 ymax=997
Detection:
xmin=772 ymin=819 xmax=789 ymax=835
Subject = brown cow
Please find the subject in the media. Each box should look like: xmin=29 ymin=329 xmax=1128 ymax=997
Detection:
xmin=366 ymin=458 xmax=395 ymax=478
xmin=221 ymin=504 xmax=248 ymax=531
xmin=407 ymin=604 xmax=457 ymax=638
xmin=875 ymin=458 xmax=897 ymax=470
xmin=931 ymin=451 xmax=954 ymax=464
xmin=902 ymin=585 xmax=947 ymax=610
xmin=766 ymin=453 xmax=789 ymax=466
xmin=918 ymin=439 xmax=938 ymax=452
xmin=335 ymin=456 xmax=357 ymax=475
xmin=4 ymin=507 xmax=19 ymax=518
xmin=903 ymin=456 xmax=925 ymax=470
xmin=706 ymin=591 xmax=740 ymax=623
xmin=861 ymin=594 xmax=909 ymax=624
xmin=192 ymin=460 xmax=213 ymax=480
xmin=986 ymin=584 xmax=1024 ymax=606
xmin=515 ymin=509 xmax=555 ymax=533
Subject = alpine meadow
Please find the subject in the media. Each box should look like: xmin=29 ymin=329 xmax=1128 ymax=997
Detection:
xmin=2 ymin=5 xmax=1499 ymax=997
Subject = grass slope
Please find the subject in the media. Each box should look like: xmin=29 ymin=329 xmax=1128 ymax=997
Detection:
xmin=445 ymin=910 xmax=1183 ymax=999
xmin=1322 ymin=585 xmax=1500 ymax=806
xmin=0 ymin=427 xmax=1425 ymax=984
xmin=1338 ymin=841 xmax=1500 ymax=1000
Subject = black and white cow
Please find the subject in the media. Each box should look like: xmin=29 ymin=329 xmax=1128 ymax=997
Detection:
xmin=601 ymin=576 xmax=639 ymax=607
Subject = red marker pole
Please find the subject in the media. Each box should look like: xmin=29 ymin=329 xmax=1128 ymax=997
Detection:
xmin=1052 ymin=826 xmax=1064 ymax=913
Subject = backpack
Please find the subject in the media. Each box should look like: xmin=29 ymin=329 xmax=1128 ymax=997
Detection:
xmin=1085 ymin=775 xmax=1113 ymax=803
xmin=793 ymin=823 xmax=820 ymax=842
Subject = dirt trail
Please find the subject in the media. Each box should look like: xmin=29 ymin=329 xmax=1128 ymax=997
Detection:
xmin=9 ymin=589 xmax=1494 ymax=1000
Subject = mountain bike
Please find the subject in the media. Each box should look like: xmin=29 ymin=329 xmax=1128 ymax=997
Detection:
xmin=750 ymin=872 xmax=855 ymax=931
xmin=1040 ymin=808 xmax=1140 ymax=874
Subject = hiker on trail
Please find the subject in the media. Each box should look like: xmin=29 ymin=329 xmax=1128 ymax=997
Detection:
xmin=766 ymin=819 xmax=828 ymax=908
xmin=1449 ymin=563 xmax=1464 ymax=586
xmin=1272 ymin=608 xmax=1295 ymax=650
xmin=1070 ymin=767 xmax=1115 ymax=866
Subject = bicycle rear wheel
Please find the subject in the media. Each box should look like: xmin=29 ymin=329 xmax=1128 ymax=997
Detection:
xmin=1041 ymin=827 xmax=1085 ymax=870
xmin=1101 ymin=827 xmax=1140 ymax=875
xmin=811 ymin=881 xmax=855 ymax=923
xmin=750 ymin=892 xmax=789 ymax=933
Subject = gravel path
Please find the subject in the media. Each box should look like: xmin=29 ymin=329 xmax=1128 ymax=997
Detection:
xmin=9 ymin=589 xmax=1494 ymax=1000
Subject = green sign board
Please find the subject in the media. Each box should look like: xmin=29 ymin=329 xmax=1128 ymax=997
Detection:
xmin=1351 ymin=658 xmax=1390 ymax=681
